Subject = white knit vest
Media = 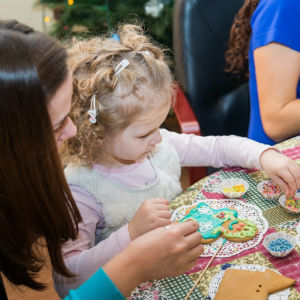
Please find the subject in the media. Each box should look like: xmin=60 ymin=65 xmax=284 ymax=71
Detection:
xmin=65 ymin=133 xmax=182 ymax=240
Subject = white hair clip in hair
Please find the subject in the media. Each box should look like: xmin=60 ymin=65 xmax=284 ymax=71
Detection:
xmin=88 ymin=94 xmax=97 ymax=124
xmin=138 ymin=50 xmax=151 ymax=56
xmin=114 ymin=59 xmax=130 ymax=76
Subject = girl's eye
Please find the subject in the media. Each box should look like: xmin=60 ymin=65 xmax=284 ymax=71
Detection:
xmin=138 ymin=134 xmax=149 ymax=139
xmin=54 ymin=116 xmax=69 ymax=133
xmin=54 ymin=126 xmax=63 ymax=134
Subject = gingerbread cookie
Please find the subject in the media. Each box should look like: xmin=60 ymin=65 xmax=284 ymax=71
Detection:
xmin=179 ymin=202 xmax=258 ymax=244
xmin=221 ymin=219 xmax=258 ymax=242
xmin=215 ymin=268 xmax=295 ymax=300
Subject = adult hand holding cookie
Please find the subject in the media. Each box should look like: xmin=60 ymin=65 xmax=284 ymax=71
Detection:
xmin=115 ymin=221 xmax=204 ymax=282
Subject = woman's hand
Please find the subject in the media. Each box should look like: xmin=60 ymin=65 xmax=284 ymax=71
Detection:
xmin=104 ymin=221 xmax=203 ymax=296
xmin=128 ymin=198 xmax=171 ymax=240
xmin=129 ymin=221 xmax=203 ymax=280
xmin=260 ymin=148 xmax=300 ymax=197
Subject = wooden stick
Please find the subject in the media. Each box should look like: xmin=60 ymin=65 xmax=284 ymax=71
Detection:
xmin=184 ymin=239 xmax=226 ymax=300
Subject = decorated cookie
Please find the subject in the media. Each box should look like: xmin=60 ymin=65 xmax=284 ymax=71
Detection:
xmin=214 ymin=268 xmax=295 ymax=300
xmin=220 ymin=219 xmax=258 ymax=242
xmin=179 ymin=202 xmax=257 ymax=244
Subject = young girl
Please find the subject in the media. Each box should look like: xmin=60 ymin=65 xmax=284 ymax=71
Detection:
xmin=54 ymin=24 xmax=300 ymax=296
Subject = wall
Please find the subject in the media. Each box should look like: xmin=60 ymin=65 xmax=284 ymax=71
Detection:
xmin=0 ymin=0 xmax=53 ymax=32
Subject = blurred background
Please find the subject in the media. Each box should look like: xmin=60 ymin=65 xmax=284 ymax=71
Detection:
xmin=0 ymin=0 xmax=174 ymax=49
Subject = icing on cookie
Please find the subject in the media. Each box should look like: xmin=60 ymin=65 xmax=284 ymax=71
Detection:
xmin=222 ymin=219 xmax=257 ymax=239
xmin=179 ymin=203 xmax=258 ymax=242
xmin=228 ymin=220 xmax=238 ymax=230
xmin=179 ymin=203 xmax=238 ymax=240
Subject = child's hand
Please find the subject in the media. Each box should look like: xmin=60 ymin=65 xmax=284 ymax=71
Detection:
xmin=128 ymin=198 xmax=171 ymax=240
xmin=260 ymin=149 xmax=300 ymax=197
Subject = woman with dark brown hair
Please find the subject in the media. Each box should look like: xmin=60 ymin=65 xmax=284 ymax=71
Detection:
xmin=226 ymin=0 xmax=300 ymax=145
xmin=0 ymin=20 xmax=203 ymax=299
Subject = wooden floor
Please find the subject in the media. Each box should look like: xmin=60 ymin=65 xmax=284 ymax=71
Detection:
xmin=4 ymin=113 xmax=189 ymax=299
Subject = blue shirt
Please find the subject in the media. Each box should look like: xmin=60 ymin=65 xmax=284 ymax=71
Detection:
xmin=248 ymin=0 xmax=300 ymax=145
xmin=64 ymin=268 xmax=125 ymax=300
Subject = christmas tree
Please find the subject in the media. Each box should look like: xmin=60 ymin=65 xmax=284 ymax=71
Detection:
xmin=37 ymin=0 xmax=174 ymax=49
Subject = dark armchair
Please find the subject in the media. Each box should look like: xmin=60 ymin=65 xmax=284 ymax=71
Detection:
xmin=172 ymin=0 xmax=250 ymax=184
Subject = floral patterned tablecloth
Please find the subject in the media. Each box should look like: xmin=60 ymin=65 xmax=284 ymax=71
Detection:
xmin=129 ymin=136 xmax=300 ymax=300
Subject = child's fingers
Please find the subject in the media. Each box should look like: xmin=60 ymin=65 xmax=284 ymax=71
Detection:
xmin=286 ymin=164 xmax=300 ymax=195
xmin=289 ymin=163 xmax=300 ymax=189
xmin=283 ymin=166 xmax=298 ymax=196
xmin=154 ymin=204 xmax=170 ymax=211
xmin=149 ymin=198 xmax=169 ymax=205
xmin=157 ymin=210 xmax=171 ymax=219
xmin=157 ymin=218 xmax=171 ymax=227
xmin=270 ymin=175 xmax=289 ymax=195
xmin=276 ymin=167 xmax=297 ymax=195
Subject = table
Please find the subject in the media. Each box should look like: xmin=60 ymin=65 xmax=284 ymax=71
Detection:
xmin=129 ymin=136 xmax=300 ymax=300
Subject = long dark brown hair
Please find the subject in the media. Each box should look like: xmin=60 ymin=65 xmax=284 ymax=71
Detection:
xmin=0 ymin=20 xmax=82 ymax=290
xmin=225 ymin=0 xmax=260 ymax=77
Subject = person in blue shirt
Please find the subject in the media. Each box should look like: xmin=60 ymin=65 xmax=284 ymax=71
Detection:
xmin=226 ymin=0 xmax=300 ymax=145
xmin=0 ymin=20 xmax=203 ymax=300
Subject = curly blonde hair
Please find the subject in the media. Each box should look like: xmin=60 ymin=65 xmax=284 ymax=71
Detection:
xmin=61 ymin=24 xmax=175 ymax=166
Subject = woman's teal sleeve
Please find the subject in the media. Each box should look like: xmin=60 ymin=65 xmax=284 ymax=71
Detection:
xmin=63 ymin=268 xmax=125 ymax=300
